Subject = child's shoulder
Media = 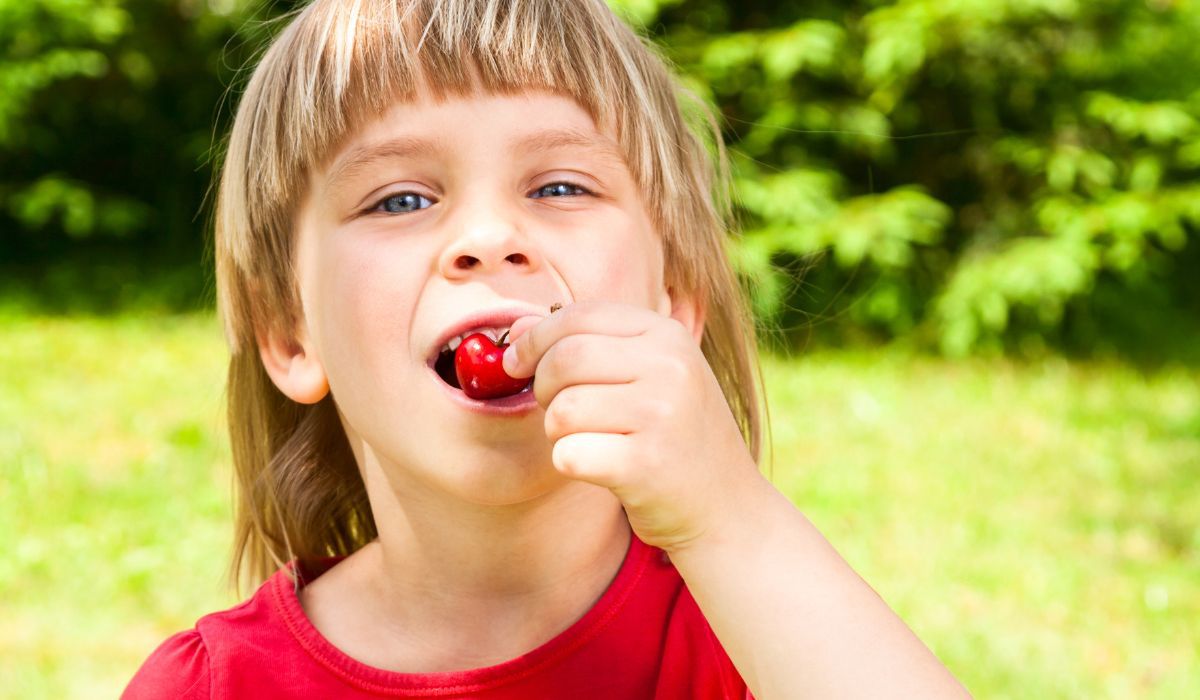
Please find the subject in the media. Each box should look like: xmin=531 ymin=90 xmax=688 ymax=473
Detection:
xmin=121 ymin=564 xmax=312 ymax=699
xmin=120 ymin=627 xmax=210 ymax=700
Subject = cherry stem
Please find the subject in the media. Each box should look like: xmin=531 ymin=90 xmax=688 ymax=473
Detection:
xmin=498 ymin=329 xmax=511 ymax=345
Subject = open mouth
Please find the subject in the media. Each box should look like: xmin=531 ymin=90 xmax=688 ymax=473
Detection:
xmin=428 ymin=325 xmax=513 ymax=392
xmin=433 ymin=347 xmax=461 ymax=389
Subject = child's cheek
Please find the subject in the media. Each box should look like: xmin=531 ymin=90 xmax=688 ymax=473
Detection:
xmin=568 ymin=228 xmax=665 ymax=307
xmin=310 ymin=231 xmax=420 ymax=407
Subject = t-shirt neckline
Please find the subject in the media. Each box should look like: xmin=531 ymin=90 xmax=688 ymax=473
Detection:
xmin=268 ymin=530 xmax=652 ymax=695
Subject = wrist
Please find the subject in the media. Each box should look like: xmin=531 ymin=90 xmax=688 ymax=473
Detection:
xmin=666 ymin=463 xmax=782 ymax=563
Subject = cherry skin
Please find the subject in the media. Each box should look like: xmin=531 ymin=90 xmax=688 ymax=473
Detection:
xmin=454 ymin=331 xmax=532 ymax=400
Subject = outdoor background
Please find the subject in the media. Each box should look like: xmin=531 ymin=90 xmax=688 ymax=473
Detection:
xmin=2 ymin=0 xmax=1197 ymax=697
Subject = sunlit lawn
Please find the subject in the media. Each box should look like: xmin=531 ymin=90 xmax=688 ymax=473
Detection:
xmin=1 ymin=313 xmax=1197 ymax=698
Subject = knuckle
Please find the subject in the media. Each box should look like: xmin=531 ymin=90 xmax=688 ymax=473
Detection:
xmin=543 ymin=411 xmax=562 ymax=441
xmin=647 ymin=397 xmax=675 ymax=423
xmin=545 ymin=391 xmax=577 ymax=437
xmin=552 ymin=439 xmax=579 ymax=475
xmin=533 ymin=382 xmax=553 ymax=410
xmin=660 ymin=354 xmax=691 ymax=382
xmin=547 ymin=335 xmax=586 ymax=372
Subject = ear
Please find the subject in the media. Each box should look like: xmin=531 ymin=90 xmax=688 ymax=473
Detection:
xmin=256 ymin=317 xmax=330 ymax=405
xmin=657 ymin=285 xmax=706 ymax=345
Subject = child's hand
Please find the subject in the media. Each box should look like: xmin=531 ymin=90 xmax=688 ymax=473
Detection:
xmin=503 ymin=300 xmax=763 ymax=554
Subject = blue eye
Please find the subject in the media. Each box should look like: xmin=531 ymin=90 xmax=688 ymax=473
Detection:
xmin=375 ymin=192 xmax=433 ymax=214
xmin=530 ymin=182 xmax=588 ymax=199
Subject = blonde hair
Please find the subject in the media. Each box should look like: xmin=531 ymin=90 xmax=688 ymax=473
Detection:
xmin=215 ymin=0 xmax=768 ymax=591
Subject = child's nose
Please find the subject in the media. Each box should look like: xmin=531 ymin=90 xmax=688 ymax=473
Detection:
xmin=438 ymin=216 xmax=541 ymax=278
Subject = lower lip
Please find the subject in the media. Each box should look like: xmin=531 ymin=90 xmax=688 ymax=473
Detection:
xmin=426 ymin=367 xmax=539 ymax=416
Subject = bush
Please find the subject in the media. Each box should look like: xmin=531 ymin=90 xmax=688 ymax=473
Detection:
xmin=636 ymin=0 xmax=1200 ymax=356
xmin=4 ymin=0 xmax=1198 ymax=356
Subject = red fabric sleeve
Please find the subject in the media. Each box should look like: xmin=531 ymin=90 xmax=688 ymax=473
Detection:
xmin=121 ymin=629 xmax=210 ymax=700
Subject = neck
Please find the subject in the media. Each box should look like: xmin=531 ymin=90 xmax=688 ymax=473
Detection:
xmin=370 ymin=472 xmax=631 ymax=603
xmin=329 ymin=443 xmax=632 ymax=668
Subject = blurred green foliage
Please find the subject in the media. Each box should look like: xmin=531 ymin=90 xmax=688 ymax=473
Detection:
xmin=3 ymin=0 xmax=1199 ymax=357
xmin=0 ymin=0 xmax=272 ymax=312
xmin=630 ymin=0 xmax=1200 ymax=357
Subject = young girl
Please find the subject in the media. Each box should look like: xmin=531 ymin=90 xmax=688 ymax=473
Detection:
xmin=124 ymin=0 xmax=969 ymax=697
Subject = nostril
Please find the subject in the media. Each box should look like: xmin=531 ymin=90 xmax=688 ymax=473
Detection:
xmin=454 ymin=255 xmax=479 ymax=270
xmin=506 ymin=253 xmax=528 ymax=265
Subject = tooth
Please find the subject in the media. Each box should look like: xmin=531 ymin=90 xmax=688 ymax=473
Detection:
xmin=448 ymin=336 xmax=462 ymax=351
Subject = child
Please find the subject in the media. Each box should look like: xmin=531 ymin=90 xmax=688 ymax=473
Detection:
xmin=124 ymin=0 xmax=969 ymax=697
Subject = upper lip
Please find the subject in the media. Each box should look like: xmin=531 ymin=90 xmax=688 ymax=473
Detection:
xmin=425 ymin=304 xmax=548 ymax=365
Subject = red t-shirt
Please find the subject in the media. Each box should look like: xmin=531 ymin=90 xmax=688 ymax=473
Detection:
xmin=122 ymin=533 xmax=752 ymax=698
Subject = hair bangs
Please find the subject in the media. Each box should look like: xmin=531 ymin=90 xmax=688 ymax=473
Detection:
xmin=271 ymin=0 xmax=669 ymax=202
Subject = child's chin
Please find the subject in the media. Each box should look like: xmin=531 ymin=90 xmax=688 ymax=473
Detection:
xmin=439 ymin=454 xmax=562 ymax=503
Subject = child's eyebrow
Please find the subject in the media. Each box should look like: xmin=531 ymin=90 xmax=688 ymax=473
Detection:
xmin=324 ymin=128 xmax=626 ymax=191
xmin=325 ymin=136 xmax=443 ymax=189
xmin=510 ymin=128 xmax=626 ymax=167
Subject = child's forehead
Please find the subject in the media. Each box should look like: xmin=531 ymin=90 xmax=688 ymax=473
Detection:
xmin=321 ymin=90 xmax=627 ymax=177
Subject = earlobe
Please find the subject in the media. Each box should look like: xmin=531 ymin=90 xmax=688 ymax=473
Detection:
xmin=257 ymin=322 xmax=330 ymax=405
xmin=661 ymin=286 xmax=707 ymax=345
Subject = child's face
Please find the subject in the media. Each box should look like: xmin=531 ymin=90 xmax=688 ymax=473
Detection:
xmin=283 ymin=90 xmax=672 ymax=503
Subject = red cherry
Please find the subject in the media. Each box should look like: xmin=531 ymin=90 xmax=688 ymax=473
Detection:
xmin=454 ymin=332 xmax=531 ymax=400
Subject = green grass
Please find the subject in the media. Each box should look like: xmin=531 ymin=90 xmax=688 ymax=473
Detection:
xmin=1 ymin=313 xmax=1197 ymax=698
xmin=0 ymin=314 xmax=236 ymax=698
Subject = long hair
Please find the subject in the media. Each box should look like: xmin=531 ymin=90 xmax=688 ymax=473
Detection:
xmin=214 ymin=0 xmax=769 ymax=591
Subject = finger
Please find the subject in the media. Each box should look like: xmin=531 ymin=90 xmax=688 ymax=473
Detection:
xmin=505 ymin=314 xmax=544 ymax=345
xmin=530 ymin=333 xmax=644 ymax=408
xmin=505 ymin=301 xmax=566 ymax=345
xmin=543 ymin=383 xmax=642 ymax=443
xmin=551 ymin=431 xmax=634 ymax=488
xmin=502 ymin=300 xmax=659 ymax=378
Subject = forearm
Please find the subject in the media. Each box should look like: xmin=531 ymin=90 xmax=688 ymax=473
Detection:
xmin=668 ymin=474 xmax=971 ymax=700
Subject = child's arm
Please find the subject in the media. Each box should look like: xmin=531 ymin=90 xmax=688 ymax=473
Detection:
xmin=505 ymin=301 xmax=971 ymax=700
xmin=666 ymin=475 xmax=972 ymax=699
